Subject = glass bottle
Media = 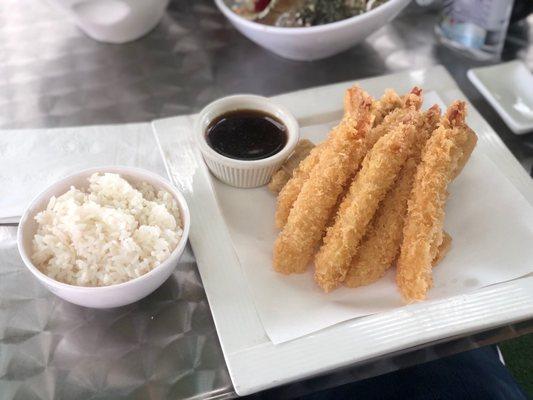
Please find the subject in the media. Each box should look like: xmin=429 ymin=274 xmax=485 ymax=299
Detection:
xmin=435 ymin=0 xmax=515 ymax=60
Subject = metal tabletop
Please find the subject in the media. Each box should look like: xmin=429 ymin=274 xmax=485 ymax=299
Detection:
xmin=0 ymin=1 xmax=532 ymax=399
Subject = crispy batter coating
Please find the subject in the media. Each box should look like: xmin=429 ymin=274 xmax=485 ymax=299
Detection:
xmin=344 ymin=106 xmax=441 ymax=288
xmin=363 ymin=88 xmax=423 ymax=153
xmin=397 ymin=101 xmax=476 ymax=302
xmin=273 ymin=86 xmax=374 ymax=274
xmin=372 ymin=89 xmax=404 ymax=127
xmin=268 ymin=139 xmax=316 ymax=194
xmin=314 ymin=111 xmax=422 ymax=292
xmin=343 ymin=159 xmax=417 ymax=288
xmin=270 ymin=87 xmax=476 ymax=297
xmin=268 ymin=170 xmax=291 ymax=194
xmin=274 ymin=89 xmax=412 ymax=229
xmin=275 ymin=142 xmax=324 ymax=228
xmin=432 ymin=231 xmax=452 ymax=266
xmin=452 ymin=126 xmax=477 ymax=180
xmin=283 ymin=139 xmax=316 ymax=173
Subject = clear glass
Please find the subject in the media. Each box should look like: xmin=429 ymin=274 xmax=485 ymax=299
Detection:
xmin=435 ymin=0 xmax=515 ymax=60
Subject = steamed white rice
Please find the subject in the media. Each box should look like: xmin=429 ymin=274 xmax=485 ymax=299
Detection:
xmin=31 ymin=173 xmax=183 ymax=287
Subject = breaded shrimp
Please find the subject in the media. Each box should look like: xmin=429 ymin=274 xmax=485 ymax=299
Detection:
xmin=452 ymin=126 xmax=477 ymax=180
xmin=275 ymin=88 xmax=419 ymax=228
xmin=274 ymin=142 xmax=325 ymax=228
xmin=432 ymin=231 xmax=452 ymax=266
xmin=268 ymin=139 xmax=316 ymax=194
xmin=363 ymin=88 xmax=423 ymax=155
xmin=343 ymin=158 xmax=418 ymax=288
xmin=273 ymin=86 xmax=374 ymax=274
xmin=344 ymin=105 xmax=441 ymax=288
xmin=397 ymin=101 xmax=476 ymax=302
xmin=315 ymin=111 xmax=422 ymax=292
xmin=372 ymin=89 xmax=404 ymax=127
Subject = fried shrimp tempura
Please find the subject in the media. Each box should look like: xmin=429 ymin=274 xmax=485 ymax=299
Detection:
xmin=432 ymin=231 xmax=452 ymax=266
xmin=274 ymin=142 xmax=324 ymax=228
xmin=315 ymin=111 xmax=422 ymax=292
xmin=365 ymin=88 xmax=422 ymax=147
xmin=273 ymin=86 xmax=374 ymax=274
xmin=344 ymin=106 xmax=441 ymax=288
xmin=268 ymin=170 xmax=292 ymax=195
xmin=452 ymin=126 xmax=477 ymax=180
xmin=274 ymin=89 xmax=410 ymax=229
xmin=268 ymin=139 xmax=315 ymax=194
xmin=372 ymin=89 xmax=404 ymax=127
xmin=344 ymin=159 xmax=417 ymax=288
xmin=397 ymin=101 xmax=476 ymax=302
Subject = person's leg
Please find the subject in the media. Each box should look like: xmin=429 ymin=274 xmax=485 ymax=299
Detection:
xmin=299 ymin=346 xmax=528 ymax=400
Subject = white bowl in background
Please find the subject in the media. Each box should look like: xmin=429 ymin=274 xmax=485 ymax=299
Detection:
xmin=195 ymin=94 xmax=299 ymax=188
xmin=214 ymin=0 xmax=411 ymax=61
xmin=47 ymin=0 xmax=169 ymax=43
xmin=17 ymin=166 xmax=190 ymax=309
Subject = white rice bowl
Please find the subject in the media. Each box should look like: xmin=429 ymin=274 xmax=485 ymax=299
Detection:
xmin=31 ymin=173 xmax=183 ymax=287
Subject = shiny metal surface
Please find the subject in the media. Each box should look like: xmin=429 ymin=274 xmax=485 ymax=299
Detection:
xmin=0 ymin=1 xmax=531 ymax=399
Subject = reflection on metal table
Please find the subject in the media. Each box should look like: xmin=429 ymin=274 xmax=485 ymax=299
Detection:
xmin=0 ymin=1 xmax=531 ymax=399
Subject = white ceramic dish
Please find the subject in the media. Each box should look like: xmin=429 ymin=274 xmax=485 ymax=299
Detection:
xmin=214 ymin=0 xmax=411 ymax=61
xmin=153 ymin=66 xmax=533 ymax=395
xmin=195 ymin=94 xmax=299 ymax=188
xmin=17 ymin=166 xmax=190 ymax=309
xmin=468 ymin=61 xmax=533 ymax=135
xmin=47 ymin=0 xmax=169 ymax=43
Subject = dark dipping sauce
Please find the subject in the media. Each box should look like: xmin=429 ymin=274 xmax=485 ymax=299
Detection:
xmin=206 ymin=110 xmax=288 ymax=160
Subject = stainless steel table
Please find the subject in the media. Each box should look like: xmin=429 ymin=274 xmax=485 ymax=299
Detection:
xmin=0 ymin=1 xmax=532 ymax=399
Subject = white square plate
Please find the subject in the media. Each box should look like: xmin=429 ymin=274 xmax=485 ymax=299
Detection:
xmin=153 ymin=65 xmax=533 ymax=396
xmin=468 ymin=61 xmax=533 ymax=135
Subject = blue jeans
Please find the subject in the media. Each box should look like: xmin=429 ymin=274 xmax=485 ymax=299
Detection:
xmin=251 ymin=346 xmax=529 ymax=400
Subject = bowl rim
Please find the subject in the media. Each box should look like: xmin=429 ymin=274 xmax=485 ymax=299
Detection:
xmin=17 ymin=166 xmax=191 ymax=292
xmin=194 ymin=94 xmax=300 ymax=169
xmin=214 ymin=0 xmax=410 ymax=35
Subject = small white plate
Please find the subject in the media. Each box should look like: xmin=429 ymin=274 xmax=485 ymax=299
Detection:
xmin=468 ymin=61 xmax=533 ymax=135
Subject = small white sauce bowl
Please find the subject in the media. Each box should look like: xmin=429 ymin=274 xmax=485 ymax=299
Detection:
xmin=195 ymin=94 xmax=299 ymax=188
xmin=17 ymin=166 xmax=190 ymax=309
